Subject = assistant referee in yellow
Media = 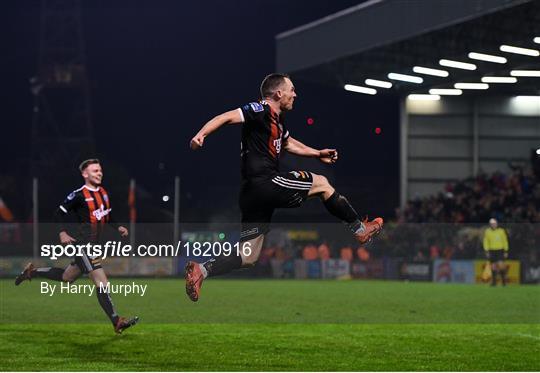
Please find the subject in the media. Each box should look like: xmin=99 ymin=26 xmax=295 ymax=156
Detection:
xmin=483 ymin=218 xmax=509 ymax=286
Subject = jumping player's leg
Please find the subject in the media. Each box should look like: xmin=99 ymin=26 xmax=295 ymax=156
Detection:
xmin=185 ymin=234 xmax=265 ymax=302
xmin=200 ymin=234 xmax=265 ymax=278
xmin=308 ymin=173 xmax=383 ymax=243
xmin=238 ymin=234 xmax=265 ymax=266
xmin=184 ymin=203 xmax=271 ymax=302
xmin=199 ymin=201 xmax=271 ymax=275
xmin=199 ymin=233 xmax=265 ymax=275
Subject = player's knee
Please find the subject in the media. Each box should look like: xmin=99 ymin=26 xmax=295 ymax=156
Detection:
xmin=312 ymin=173 xmax=329 ymax=187
xmin=311 ymin=174 xmax=334 ymax=199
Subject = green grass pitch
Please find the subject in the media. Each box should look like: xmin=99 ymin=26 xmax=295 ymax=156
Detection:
xmin=1 ymin=278 xmax=539 ymax=371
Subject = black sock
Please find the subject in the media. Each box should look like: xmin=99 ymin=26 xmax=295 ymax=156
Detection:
xmin=501 ymin=267 xmax=507 ymax=285
xmin=31 ymin=267 xmax=64 ymax=282
xmin=491 ymin=269 xmax=498 ymax=285
xmin=96 ymin=288 xmax=119 ymax=325
xmin=203 ymin=254 xmax=242 ymax=277
xmin=323 ymin=191 xmax=363 ymax=233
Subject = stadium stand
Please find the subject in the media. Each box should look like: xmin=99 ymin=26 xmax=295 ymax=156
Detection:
xmin=398 ymin=166 xmax=540 ymax=224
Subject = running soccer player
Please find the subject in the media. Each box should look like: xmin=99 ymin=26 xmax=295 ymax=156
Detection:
xmin=15 ymin=159 xmax=139 ymax=333
xmin=185 ymin=73 xmax=383 ymax=301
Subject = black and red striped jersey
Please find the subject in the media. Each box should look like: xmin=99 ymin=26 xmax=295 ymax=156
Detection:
xmin=239 ymin=101 xmax=290 ymax=180
xmin=55 ymin=184 xmax=117 ymax=242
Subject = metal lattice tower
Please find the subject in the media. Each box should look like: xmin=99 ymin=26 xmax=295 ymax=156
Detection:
xmin=31 ymin=0 xmax=95 ymax=174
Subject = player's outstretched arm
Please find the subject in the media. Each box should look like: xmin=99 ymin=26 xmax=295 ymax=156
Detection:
xmin=284 ymin=136 xmax=338 ymax=164
xmin=190 ymin=109 xmax=243 ymax=150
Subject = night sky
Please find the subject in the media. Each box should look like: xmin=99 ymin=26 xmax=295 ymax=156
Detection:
xmin=5 ymin=0 xmax=399 ymax=222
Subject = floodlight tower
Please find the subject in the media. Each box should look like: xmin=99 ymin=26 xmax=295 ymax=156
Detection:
xmin=30 ymin=0 xmax=95 ymax=174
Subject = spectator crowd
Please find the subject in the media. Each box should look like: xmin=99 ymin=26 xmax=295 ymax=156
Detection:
xmin=397 ymin=167 xmax=539 ymax=224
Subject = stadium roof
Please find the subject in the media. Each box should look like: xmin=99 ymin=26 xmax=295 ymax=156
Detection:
xmin=276 ymin=0 xmax=540 ymax=96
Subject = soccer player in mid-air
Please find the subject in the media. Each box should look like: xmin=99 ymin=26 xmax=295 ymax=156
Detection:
xmin=15 ymin=159 xmax=139 ymax=333
xmin=185 ymin=73 xmax=383 ymax=301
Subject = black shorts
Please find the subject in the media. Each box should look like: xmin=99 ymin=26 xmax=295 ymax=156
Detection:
xmin=488 ymin=250 xmax=505 ymax=263
xmin=239 ymin=171 xmax=314 ymax=241
xmin=71 ymin=251 xmax=102 ymax=274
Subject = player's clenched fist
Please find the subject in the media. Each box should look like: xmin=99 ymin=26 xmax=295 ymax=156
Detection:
xmin=118 ymin=226 xmax=129 ymax=237
xmin=190 ymin=134 xmax=205 ymax=150
xmin=319 ymin=148 xmax=338 ymax=164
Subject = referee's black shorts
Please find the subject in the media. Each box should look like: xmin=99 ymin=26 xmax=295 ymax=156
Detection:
xmin=239 ymin=171 xmax=313 ymax=241
xmin=488 ymin=250 xmax=505 ymax=263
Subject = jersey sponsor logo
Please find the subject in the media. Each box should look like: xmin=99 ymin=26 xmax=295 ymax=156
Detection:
xmin=273 ymin=138 xmax=282 ymax=153
xmin=67 ymin=192 xmax=76 ymax=200
xmin=248 ymin=102 xmax=264 ymax=112
xmin=92 ymin=204 xmax=111 ymax=221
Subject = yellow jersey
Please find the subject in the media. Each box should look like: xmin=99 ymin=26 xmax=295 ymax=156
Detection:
xmin=483 ymin=227 xmax=509 ymax=251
